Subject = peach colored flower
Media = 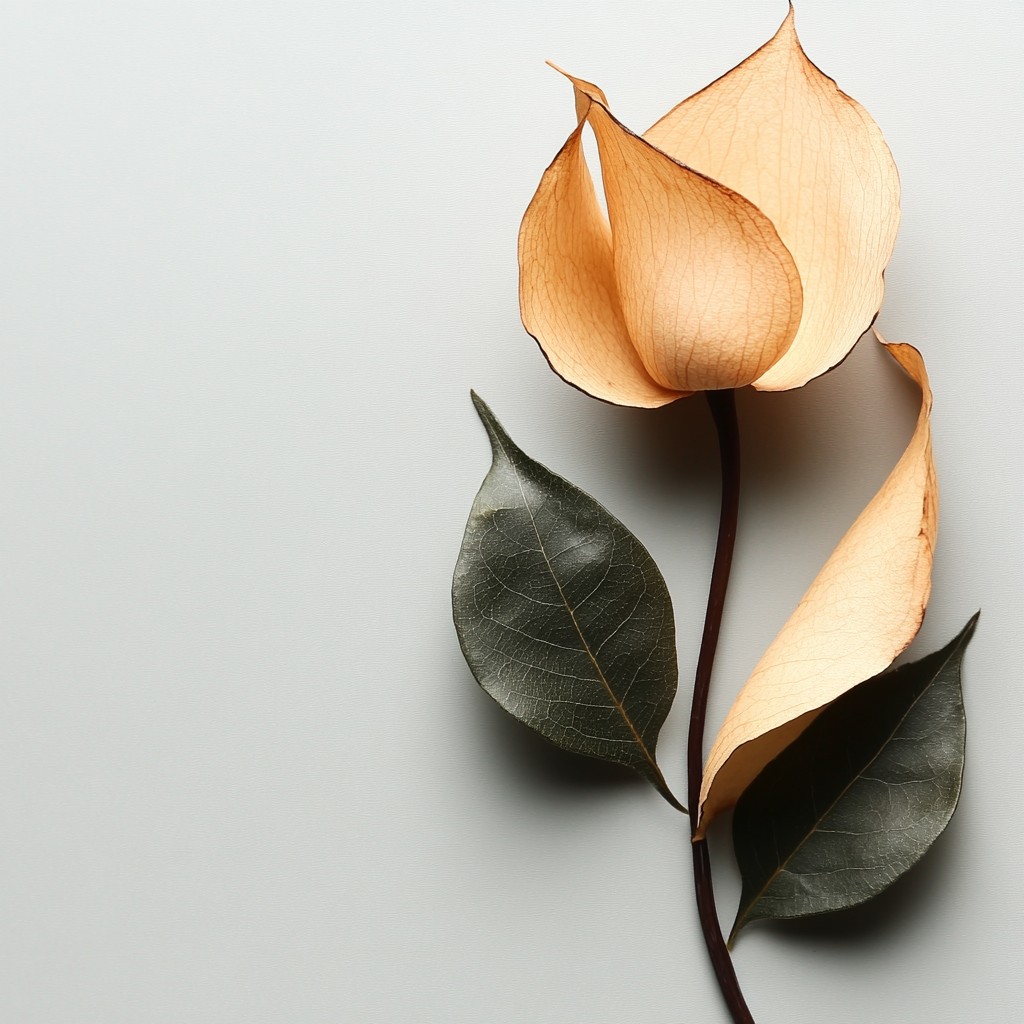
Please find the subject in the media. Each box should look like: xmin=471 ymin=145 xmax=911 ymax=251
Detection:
xmin=519 ymin=9 xmax=900 ymax=406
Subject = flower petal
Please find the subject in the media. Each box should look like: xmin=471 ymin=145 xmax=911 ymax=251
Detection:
xmin=696 ymin=337 xmax=936 ymax=836
xmin=518 ymin=96 xmax=683 ymax=407
xmin=570 ymin=76 xmax=803 ymax=393
xmin=645 ymin=8 xmax=900 ymax=391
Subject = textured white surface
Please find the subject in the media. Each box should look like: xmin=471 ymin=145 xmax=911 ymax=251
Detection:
xmin=1 ymin=1 xmax=1021 ymax=1021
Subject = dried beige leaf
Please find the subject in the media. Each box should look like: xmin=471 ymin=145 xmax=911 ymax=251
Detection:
xmin=520 ymin=9 xmax=900 ymax=404
xmin=696 ymin=336 xmax=937 ymax=836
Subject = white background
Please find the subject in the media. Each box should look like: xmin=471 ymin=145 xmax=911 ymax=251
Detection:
xmin=2 ymin=1 xmax=1021 ymax=1021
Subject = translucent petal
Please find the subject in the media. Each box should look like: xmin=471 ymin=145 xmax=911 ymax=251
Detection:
xmin=572 ymin=73 xmax=802 ymax=392
xmin=645 ymin=9 xmax=900 ymax=391
xmin=518 ymin=113 xmax=682 ymax=407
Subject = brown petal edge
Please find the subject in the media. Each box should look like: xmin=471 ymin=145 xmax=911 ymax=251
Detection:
xmin=518 ymin=87 xmax=683 ymax=408
xmin=645 ymin=8 xmax=900 ymax=392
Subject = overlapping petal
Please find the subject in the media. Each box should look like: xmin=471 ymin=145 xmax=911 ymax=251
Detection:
xmin=696 ymin=336 xmax=937 ymax=835
xmin=518 ymin=85 xmax=680 ymax=407
xmin=519 ymin=70 xmax=804 ymax=398
xmin=520 ymin=9 xmax=900 ymax=404
xmin=645 ymin=8 xmax=900 ymax=391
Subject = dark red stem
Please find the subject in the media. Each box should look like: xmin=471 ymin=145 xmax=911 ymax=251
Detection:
xmin=687 ymin=390 xmax=754 ymax=1024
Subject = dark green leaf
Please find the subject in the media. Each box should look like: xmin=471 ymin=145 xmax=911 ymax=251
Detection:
xmin=730 ymin=614 xmax=977 ymax=941
xmin=452 ymin=393 xmax=683 ymax=810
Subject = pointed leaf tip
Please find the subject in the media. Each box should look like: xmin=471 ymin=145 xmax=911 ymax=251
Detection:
xmin=453 ymin=402 xmax=684 ymax=810
xmin=963 ymin=609 xmax=981 ymax=638
xmin=469 ymin=391 xmax=515 ymax=460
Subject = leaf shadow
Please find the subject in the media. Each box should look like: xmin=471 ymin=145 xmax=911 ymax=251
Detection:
xmin=463 ymin=665 xmax=654 ymax=805
xmin=750 ymin=810 xmax=968 ymax=950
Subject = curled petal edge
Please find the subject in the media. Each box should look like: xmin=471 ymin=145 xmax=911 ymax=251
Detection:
xmin=558 ymin=69 xmax=803 ymax=393
xmin=697 ymin=335 xmax=937 ymax=836
xmin=521 ymin=65 xmax=803 ymax=398
xmin=517 ymin=92 xmax=684 ymax=408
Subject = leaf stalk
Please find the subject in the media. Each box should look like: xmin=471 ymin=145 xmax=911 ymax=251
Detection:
xmin=688 ymin=390 xmax=755 ymax=1024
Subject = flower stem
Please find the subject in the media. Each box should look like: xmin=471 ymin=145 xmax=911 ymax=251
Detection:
xmin=687 ymin=390 xmax=754 ymax=1024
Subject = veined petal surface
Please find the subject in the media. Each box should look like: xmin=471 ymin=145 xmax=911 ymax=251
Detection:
xmin=518 ymin=114 xmax=681 ymax=407
xmin=697 ymin=337 xmax=937 ymax=835
xmin=645 ymin=9 xmax=900 ymax=391
xmin=576 ymin=82 xmax=802 ymax=392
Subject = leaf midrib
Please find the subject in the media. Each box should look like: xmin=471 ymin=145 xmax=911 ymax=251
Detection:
xmin=497 ymin=437 xmax=659 ymax=774
xmin=735 ymin=642 xmax=963 ymax=936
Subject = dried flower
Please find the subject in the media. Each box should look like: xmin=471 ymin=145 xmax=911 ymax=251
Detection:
xmin=519 ymin=9 xmax=900 ymax=405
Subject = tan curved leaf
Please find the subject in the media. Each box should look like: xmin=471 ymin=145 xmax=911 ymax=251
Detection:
xmin=571 ymin=79 xmax=802 ymax=392
xmin=696 ymin=337 xmax=936 ymax=836
xmin=518 ymin=104 xmax=682 ymax=407
xmin=645 ymin=8 xmax=900 ymax=391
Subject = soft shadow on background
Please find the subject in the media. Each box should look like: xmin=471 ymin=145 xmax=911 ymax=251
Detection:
xmin=2 ymin=1 xmax=1021 ymax=1022
xmin=464 ymin=672 xmax=654 ymax=800
xmin=764 ymin=813 xmax=968 ymax=948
